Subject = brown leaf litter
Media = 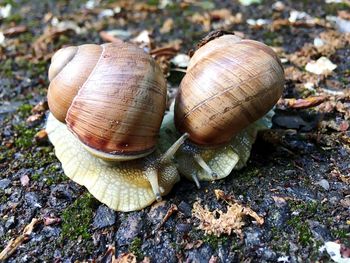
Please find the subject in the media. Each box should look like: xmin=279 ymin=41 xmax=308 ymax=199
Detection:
xmin=192 ymin=190 xmax=264 ymax=238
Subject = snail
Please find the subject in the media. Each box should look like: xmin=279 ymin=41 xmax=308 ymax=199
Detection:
xmin=45 ymin=42 xmax=188 ymax=212
xmin=160 ymin=31 xmax=285 ymax=186
xmin=46 ymin=31 xmax=284 ymax=211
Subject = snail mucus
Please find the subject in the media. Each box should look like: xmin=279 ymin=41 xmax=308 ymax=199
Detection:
xmin=46 ymin=31 xmax=285 ymax=211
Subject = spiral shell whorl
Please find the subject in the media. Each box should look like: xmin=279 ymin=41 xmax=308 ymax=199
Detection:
xmin=174 ymin=35 xmax=284 ymax=146
xmin=47 ymin=42 xmax=167 ymax=158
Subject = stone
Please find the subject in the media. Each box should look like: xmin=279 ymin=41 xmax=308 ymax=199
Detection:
xmin=0 ymin=178 xmax=11 ymax=190
xmin=25 ymin=192 xmax=41 ymax=208
xmin=115 ymin=212 xmax=145 ymax=247
xmin=245 ymin=228 xmax=263 ymax=247
xmin=186 ymin=243 xmax=213 ymax=263
xmin=316 ymin=179 xmax=330 ymax=191
xmin=93 ymin=205 xmax=116 ymax=229
xmin=259 ymin=247 xmax=277 ymax=261
xmin=308 ymin=220 xmax=332 ymax=242
xmin=143 ymin=233 xmax=177 ymax=263
xmin=5 ymin=215 xmax=15 ymax=229
xmin=178 ymin=201 xmax=192 ymax=218
xmin=176 ymin=223 xmax=191 ymax=233
xmin=42 ymin=226 xmax=61 ymax=238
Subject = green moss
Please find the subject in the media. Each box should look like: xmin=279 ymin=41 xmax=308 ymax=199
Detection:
xmin=61 ymin=193 xmax=97 ymax=241
xmin=14 ymin=124 xmax=36 ymax=148
xmin=44 ymin=172 xmax=67 ymax=186
xmin=129 ymin=237 xmax=144 ymax=259
xmin=325 ymin=3 xmax=350 ymax=15
xmin=286 ymin=200 xmax=321 ymax=246
xmin=31 ymin=172 xmax=41 ymax=181
xmin=202 ymin=235 xmax=228 ymax=249
xmin=237 ymin=167 xmax=260 ymax=182
xmin=4 ymin=13 xmax=22 ymax=23
xmin=17 ymin=104 xmax=32 ymax=117
xmin=263 ymin=31 xmax=283 ymax=46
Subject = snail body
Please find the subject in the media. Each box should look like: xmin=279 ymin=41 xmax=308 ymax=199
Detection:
xmin=46 ymin=42 xmax=187 ymax=211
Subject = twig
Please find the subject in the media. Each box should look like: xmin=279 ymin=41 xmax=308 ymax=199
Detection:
xmin=0 ymin=218 xmax=41 ymax=261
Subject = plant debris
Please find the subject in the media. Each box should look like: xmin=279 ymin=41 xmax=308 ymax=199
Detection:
xmin=305 ymin=56 xmax=337 ymax=75
xmin=0 ymin=218 xmax=41 ymax=261
xmin=192 ymin=190 xmax=264 ymax=237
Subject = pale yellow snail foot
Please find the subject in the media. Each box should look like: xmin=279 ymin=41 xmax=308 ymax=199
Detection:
xmin=46 ymin=113 xmax=180 ymax=212
xmin=159 ymin=109 xmax=274 ymax=184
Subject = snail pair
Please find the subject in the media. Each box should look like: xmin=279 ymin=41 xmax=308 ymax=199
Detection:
xmin=46 ymin=31 xmax=284 ymax=211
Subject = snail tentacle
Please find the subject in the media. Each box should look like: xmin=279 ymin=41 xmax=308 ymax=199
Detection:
xmin=145 ymin=166 xmax=162 ymax=202
xmin=160 ymin=132 xmax=189 ymax=163
xmin=193 ymin=153 xmax=218 ymax=179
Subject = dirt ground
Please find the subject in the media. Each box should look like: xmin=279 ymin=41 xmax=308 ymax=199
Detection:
xmin=0 ymin=0 xmax=349 ymax=262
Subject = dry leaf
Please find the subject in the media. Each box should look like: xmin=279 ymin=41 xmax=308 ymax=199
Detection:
xmin=159 ymin=204 xmax=178 ymax=228
xmin=160 ymin=18 xmax=174 ymax=34
xmin=184 ymin=240 xmax=203 ymax=250
xmin=305 ymin=56 xmax=337 ymax=75
xmin=99 ymin=31 xmax=125 ymax=43
xmin=279 ymin=96 xmax=327 ymax=109
xmin=3 ymin=25 xmax=27 ymax=37
xmin=113 ymin=253 xmax=137 ymax=263
xmin=192 ymin=191 xmax=264 ymax=238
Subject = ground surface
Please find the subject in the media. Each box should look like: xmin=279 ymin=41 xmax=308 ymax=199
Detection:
xmin=0 ymin=0 xmax=349 ymax=262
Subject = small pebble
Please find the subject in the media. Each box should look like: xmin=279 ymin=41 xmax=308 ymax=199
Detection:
xmin=176 ymin=223 xmax=191 ymax=233
xmin=93 ymin=205 xmax=116 ymax=229
xmin=5 ymin=215 xmax=15 ymax=229
xmin=0 ymin=178 xmax=11 ymax=190
xmin=178 ymin=201 xmax=192 ymax=217
xmin=316 ymin=179 xmax=330 ymax=191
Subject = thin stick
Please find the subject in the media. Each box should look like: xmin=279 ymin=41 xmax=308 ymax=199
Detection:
xmin=0 ymin=218 xmax=40 ymax=261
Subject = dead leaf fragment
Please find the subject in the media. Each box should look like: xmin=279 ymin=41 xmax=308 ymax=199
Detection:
xmin=26 ymin=113 xmax=43 ymax=124
xmin=305 ymin=56 xmax=337 ymax=75
xmin=192 ymin=191 xmax=264 ymax=237
xmin=0 ymin=218 xmax=40 ymax=261
xmin=184 ymin=240 xmax=203 ymax=250
xmin=159 ymin=204 xmax=178 ymax=228
xmin=3 ymin=25 xmax=27 ymax=37
xmin=31 ymin=101 xmax=48 ymax=114
xmin=99 ymin=31 xmax=125 ymax=43
xmin=44 ymin=216 xmax=61 ymax=226
xmin=279 ymin=96 xmax=327 ymax=109
xmin=113 ymin=253 xmax=137 ymax=263
xmin=34 ymin=129 xmax=48 ymax=143
xmin=160 ymin=18 xmax=174 ymax=34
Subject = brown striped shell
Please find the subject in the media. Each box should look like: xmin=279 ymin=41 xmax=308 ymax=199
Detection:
xmin=47 ymin=42 xmax=167 ymax=160
xmin=174 ymin=33 xmax=284 ymax=146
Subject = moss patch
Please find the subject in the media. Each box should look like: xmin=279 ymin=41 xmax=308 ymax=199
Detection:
xmin=61 ymin=193 xmax=97 ymax=241
xmin=129 ymin=237 xmax=144 ymax=259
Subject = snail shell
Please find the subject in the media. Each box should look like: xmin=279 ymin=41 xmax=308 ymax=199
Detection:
xmin=174 ymin=33 xmax=284 ymax=146
xmin=47 ymin=42 xmax=167 ymax=160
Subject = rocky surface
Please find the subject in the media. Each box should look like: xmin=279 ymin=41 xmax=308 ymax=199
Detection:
xmin=0 ymin=0 xmax=349 ymax=262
